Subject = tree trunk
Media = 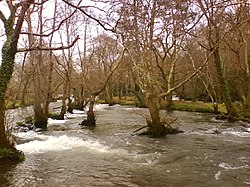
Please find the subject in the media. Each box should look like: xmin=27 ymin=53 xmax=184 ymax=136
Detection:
xmin=134 ymin=84 xmax=145 ymax=107
xmin=145 ymin=94 xmax=165 ymax=137
xmin=165 ymin=94 xmax=173 ymax=110
xmin=0 ymin=102 xmax=9 ymax=148
xmin=87 ymin=95 xmax=96 ymax=125
xmin=67 ymin=97 xmax=74 ymax=113
xmin=0 ymin=0 xmax=33 ymax=155
xmin=60 ymin=84 xmax=67 ymax=119
xmin=79 ymin=95 xmax=96 ymax=126
xmin=105 ymin=84 xmax=113 ymax=105
xmin=243 ymin=38 xmax=250 ymax=110
xmin=214 ymin=48 xmax=237 ymax=116
xmin=33 ymin=101 xmax=47 ymax=130
xmin=0 ymin=40 xmax=17 ymax=148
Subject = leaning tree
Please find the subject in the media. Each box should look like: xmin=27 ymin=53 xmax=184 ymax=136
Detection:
xmin=0 ymin=0 xmax=34 ymax=160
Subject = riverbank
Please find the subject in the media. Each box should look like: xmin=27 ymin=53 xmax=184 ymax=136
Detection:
xmin=97 ymin=97 xmax=226 ymax=113
xmin=6 ymin=96 xmax=250 ymax=123
xmin=97 ymin=97 xmax=250 ymax=122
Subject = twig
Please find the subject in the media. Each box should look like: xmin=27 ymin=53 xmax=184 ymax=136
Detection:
xmin=165 ymin=117 xmax=177 ymax=128
xmin=132 ymin=125 xmax=149 ymax=135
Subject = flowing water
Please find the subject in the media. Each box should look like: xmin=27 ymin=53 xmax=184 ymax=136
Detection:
xmin=0 ymin=104 xmax=250 ymax=187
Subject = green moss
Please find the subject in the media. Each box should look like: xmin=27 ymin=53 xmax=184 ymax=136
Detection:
xmin=6 ymin=100 xmax=22 ymax=109
xmin=0 ymin=148 xmax=13 ymax=158
xmin=171 ymin=102 xmax=212 ymax=113
xmin=239 ymin=110 xmax=250 ymax=121
xmin=170 ymin=101 xmax=227 ymax=114
xmin=0 ymin=148 xmax=25 ymax=162
xmin=48 ymin=112 xmax=59 ymax=118
xmin=95 ymin=100 xmax=107 ymax=104
xmin=25 ymin=116 xmax=33 ymax=124
xmin=16 ymin=121 xmax=25 ymax=126
xmin=18 ymin=152 xmax=25 ymax=162
xmin=48 ymin=112 xmax=64 ymax=120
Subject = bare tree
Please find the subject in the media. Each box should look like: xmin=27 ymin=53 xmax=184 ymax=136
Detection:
xmin=79 ymin=34 xmax=125 ymax=126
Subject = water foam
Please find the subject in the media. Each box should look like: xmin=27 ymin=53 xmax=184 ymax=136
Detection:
xmin=219 ymin=162 xmax=249 ymax=170
xmin=64 ymin=111 xmax=87 ymax=119
xmin=222 ymin=131 xmax=250 ymax=138
xmin=214 ymin=171 xmax=221 ymax=180
xmin=48 ymin=118 xmax=67 ymax=125
xmin=16 ymin=130 xmax=44 ymax=140
xmin=16 ymin=134 xmax=110 ymax=154
xmin=93 ymin=104 xmax=110 ymax=111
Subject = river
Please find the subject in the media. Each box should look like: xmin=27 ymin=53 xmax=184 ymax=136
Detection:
xmin=0 ymin=104 xmax=250 ymax=187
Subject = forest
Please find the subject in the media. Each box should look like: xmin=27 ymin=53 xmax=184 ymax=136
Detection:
xmin=0 ymin=0 xmax=249 ymax=163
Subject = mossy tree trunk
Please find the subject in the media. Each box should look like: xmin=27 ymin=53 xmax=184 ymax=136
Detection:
xmin=0 ymin=36 xmax=17 ymax=148
xmin=213 ymin=46 xmax=237 ymax=116
xmin=0 ymin=0 xmax=34 ymax=149
xmin=197 ymin=1 xmax=238 ymax=117
xmin=243 ymin=38 xmax=250 ymax=110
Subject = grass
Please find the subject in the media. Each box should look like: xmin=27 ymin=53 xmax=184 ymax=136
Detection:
xmin=98 ymin=96 xmax=229 ymax=115
xmin=96 ymin=96 xmax=137 ymax=106
xmin=171 ymin=101 xmax=227 ymax=114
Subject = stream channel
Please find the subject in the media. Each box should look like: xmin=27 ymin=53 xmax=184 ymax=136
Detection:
xmin=0 ymin=102 xmax=250 ymax=187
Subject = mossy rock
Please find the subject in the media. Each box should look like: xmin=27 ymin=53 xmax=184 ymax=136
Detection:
xmin=0 ymin=148 xmax=25 ymax=162
xmin=25 ymin=116 xmax=33 ymax=124
xmin=16 ymin=116 xmax=34 ymax=130
xmin=48 ymin=112 xmax=64 ymax=120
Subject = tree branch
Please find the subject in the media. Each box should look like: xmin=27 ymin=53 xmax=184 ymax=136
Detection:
xmin=61 ymin=0 xmax=117 ymax=33
xmin=21 ymin=0 xmax=83 ymax=37
xmin=92 ymin=48 xmax=125 ymax=96
xmin=13 ymin=0 xmax=35 ymax=43
xmin=17 ymin=35 xmax=80 ymax=52
xmin=0 ymin=10 xmax=6 ymax=23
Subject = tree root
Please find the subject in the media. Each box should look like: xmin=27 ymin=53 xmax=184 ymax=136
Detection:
xmin=132 ymin=125 xmax=149 ymax=135
xmin=132 ymin=117 xmax=182 ymax=137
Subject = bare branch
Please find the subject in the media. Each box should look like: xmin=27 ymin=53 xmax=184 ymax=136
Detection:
xmin=0 ymin=10 xmax=6 ymax=23
xmin=92 ymin=48 xmax=125 ymax=96
xmin=11 ymin=0 xmax=34 ymax=44
xmin=61 ymin=0 xmax=117 ymax=33
xmin=21 ymin=0 xmax=83 ymax=37
xmin=17 ymin=35 xmax=80 ymax=52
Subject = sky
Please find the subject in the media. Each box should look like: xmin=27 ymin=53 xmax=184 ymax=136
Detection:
xmin=0 ymin=0 xmax=108 ymax=63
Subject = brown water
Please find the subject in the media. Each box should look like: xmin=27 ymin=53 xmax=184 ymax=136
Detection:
xmin=0 ymin=104 xmax=250 ymax=187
